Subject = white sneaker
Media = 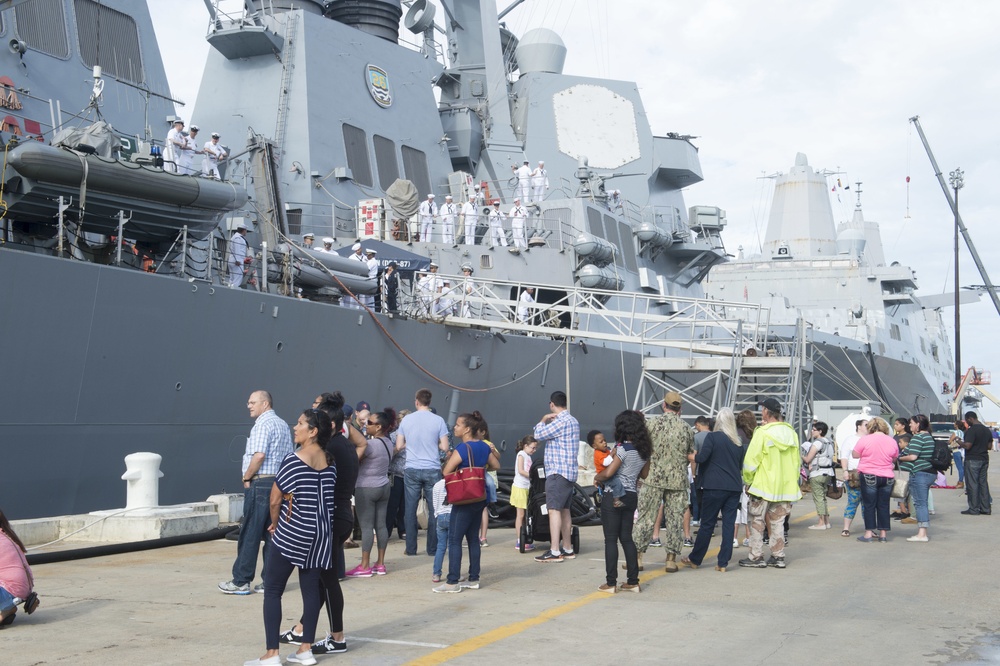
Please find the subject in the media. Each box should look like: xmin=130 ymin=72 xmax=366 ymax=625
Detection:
xmin=287 ymin=650 xmax=317 ymax=665
xmin=733 ymin=538 xmax=740 ymax=548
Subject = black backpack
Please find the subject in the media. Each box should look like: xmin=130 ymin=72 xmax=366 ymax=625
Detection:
xmin=929 ymin=439 xmax=952 ymax=472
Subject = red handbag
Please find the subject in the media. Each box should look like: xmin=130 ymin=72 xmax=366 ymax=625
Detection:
xmin=444 ymin=442 xmax=487 ymax=505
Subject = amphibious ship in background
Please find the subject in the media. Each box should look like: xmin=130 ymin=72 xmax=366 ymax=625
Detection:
xmin=703 ymin=153 xmax=954 ymax=420
xmin=1 ymin=0 xmax=763 ymax=519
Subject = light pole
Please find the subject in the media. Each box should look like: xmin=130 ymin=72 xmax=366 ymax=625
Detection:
xmin=949 ymin=168 xmax=964 ymax=391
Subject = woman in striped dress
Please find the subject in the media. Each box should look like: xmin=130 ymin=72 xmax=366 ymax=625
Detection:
xmin=245 ymin=409 xmax=336 ymax=666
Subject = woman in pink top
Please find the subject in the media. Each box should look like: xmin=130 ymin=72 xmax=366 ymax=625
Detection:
xmin=851 ymin=418 xmax=899 ymax=543
xmin=0 ymin=509 xmax=37 ymax=626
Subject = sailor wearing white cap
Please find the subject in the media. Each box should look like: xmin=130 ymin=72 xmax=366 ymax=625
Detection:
xmin=178 ymin=125 xmax=201 ymax=175
xmin=472 ymin=182 xmax=485 ymax=207
xmin=418 ymin=261 xmax=440 ymax=316
xmin=487 ymin=199 xmax=508 ymax=248
xmin=164 ymin=118 xmax=185 ymax=173
xmin=460 ymin=264 xmax=475 ymax=318
xmin=531 ymin=160 xmax=548 ymax=203
xmin=302 ymin=232 xmax=315 ymax=248
xmin=441 ymin=195 xmax=457 ymax=245
xmin=202 ymin=131 xmax=227 ymax=179
xmin=509 ymin=198 xmax=527 ymax=249
xmin=349 ymin=242 xmax=364 ymax=261
xmin=461 ymin=194 xmax=479 ymax=246
xmin=317 ymin=237 xmax=334 ymax=254
xmin=418 ymin=193 xmax=437 ymax=243
xmin=513 ymin=160 xmax=532 ymax=202
xmin=363 ymin=247 xmax=379 ymax=309
xmin=227 ymin=221 xmax=250 ymax=288
xmin=436 ymin=279 xmax=457 ymax=317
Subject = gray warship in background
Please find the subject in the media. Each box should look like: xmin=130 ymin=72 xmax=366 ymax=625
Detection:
xmin=0 ymin=0 xmax=924 ymax=521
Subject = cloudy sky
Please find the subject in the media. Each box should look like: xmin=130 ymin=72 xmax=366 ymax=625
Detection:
xmin=151 ymin=0 xmax=1000 ymax=420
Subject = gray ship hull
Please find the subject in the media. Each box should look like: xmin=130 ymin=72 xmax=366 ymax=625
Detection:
xmin=1 ymin=248 xmax=651 ymax=519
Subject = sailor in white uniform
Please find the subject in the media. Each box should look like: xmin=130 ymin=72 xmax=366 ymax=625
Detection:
xmin=417 ymin=262 xmax=440 ymax=315
xmin=344 ymin=242 xmax=365 ymax=308
xmin=487 ymin=199 xmax=507 ymax=248
xmin=227 ymin=222 xmax=250 ymax=288
xmin=178 ymin=125 xmax=202 ymax=175
xmin=517 ymin=286 xmax=535 ymax=324
xmin=460 ymin=194 xmax=479 ymax=246
xmin=318 ymin=237 xmax=334 ymax=254
xmin=440 ymin=195 xmax=457 ymax=245
xmin=509 ymin=198 xmax=527 ymax=249
xmin=364 ymin=248 xmax=379 ymax=309
xmin=302 ymin=232 xmax=315 ymax=249
xmin=164 ymin=119 xmax=186 ymax=173
xmin=418 ymin=193 xmax=437 ymax=242
xmin=202 ymin=132 xmax=227 ymax=179
xmin=530 ymin=160 xmax=549 ymax=203
xmin=513 ymin=160 xmax=532 ymax=202
xmin=436 ymin=280 xmax=456 ymax=317
xmin=459 ymin=264 xmax=476 ymax=318
xmin=472 ymin=183 xmax=486 ymax=208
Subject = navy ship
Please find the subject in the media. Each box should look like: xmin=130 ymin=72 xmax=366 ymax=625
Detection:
xmin=1 ymin=0 xmax=755 ymax=518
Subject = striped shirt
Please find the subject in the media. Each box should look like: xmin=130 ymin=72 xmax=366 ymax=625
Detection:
xmin=271 ymin=453 xmax=337 ymax=570
xmin=242 ymin=409 xmax=294 ymax=477
xmin=432 ymin=478 xmax=451 ymax=518
xmin=900 ymin=432 xmax=935 ymax=473
xmin=612 ymin=442 xmax=646 ymax=493
xmin=534 ymin=410 xmax=580 ymax=482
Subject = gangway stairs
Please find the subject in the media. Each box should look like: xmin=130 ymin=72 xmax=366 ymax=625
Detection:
xmin=634 ymin=318 xmax=814 ymax=434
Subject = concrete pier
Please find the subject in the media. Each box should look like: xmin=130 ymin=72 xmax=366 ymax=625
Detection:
xmin=5 ymin=469 xmax=1000 ymax=664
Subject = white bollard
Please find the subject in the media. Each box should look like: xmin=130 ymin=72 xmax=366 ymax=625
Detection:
xmin=121 ymin=452 xmax=164 ymax=509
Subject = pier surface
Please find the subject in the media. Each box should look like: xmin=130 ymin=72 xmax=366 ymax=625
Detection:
xmin=7 ymin=466 xmax=1000 ymax=665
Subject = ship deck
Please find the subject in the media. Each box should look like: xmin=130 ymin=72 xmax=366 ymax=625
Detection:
xmin=8 ymin=462 xmax=1000 ymax=664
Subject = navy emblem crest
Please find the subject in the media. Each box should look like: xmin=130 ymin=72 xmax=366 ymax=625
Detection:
xmin=366 ymin=65 xmax=392 ymax=108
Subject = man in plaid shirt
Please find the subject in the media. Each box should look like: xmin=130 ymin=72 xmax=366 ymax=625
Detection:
xmin=532 ymin=390 xmax=580 ymax=563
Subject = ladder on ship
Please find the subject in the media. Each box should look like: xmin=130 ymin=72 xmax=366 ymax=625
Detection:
xmin=272 ymin=11 xmax=298 ymax=166
xmin=634 ymin=318 xmax=814 ymax=433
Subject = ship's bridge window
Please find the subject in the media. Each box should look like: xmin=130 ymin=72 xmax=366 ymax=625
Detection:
xmin=586 ymin=207 xmax=604 ymax=237
xmin=75 ymin=0 xmax=144 ymax=84
xmin=373 ymin=135 xmax=399 ymax=191
xmin=890 ymin=323 xmax=901 ymax=341
xmin=603 ymin=214 xmax=623 ymax=268
xmin=15 ymin=0 xmax=69 ymax=58
xmin=342 ymin=124 xmax=373 ymax=187
xmin=401 ymin=145 xmax=430 ymax=199
xmin=617 ymin=220 xmax=637 ymax=272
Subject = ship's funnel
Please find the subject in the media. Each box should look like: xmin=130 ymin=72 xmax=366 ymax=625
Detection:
xmin=247 ymin=0 xmax=324 ymax=14
xmin=515 ymin=28 xmax=566 ymax=75
xmin=326 ymin=0 xmax=402 ymax=43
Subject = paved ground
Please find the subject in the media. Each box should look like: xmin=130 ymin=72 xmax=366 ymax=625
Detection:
xmin=6 ymin=463 xmax=1000 ymax=665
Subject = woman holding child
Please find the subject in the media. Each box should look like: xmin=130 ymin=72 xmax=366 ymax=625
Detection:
xmin=595 ymin=410 xmax=651 ymax=593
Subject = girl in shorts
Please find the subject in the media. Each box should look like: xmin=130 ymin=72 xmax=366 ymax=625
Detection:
xmin=512 ymin=435 xmax=538 ymax=551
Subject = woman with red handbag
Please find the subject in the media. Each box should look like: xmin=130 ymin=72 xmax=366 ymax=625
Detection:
xmin=433 ymin=412 xmax=500 ymax=593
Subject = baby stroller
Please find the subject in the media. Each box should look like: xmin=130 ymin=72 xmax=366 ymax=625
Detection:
xmin=518 ymin=462 xmax=581 ymax=554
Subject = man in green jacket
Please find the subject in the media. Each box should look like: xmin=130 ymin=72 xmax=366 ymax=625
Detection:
xmin=739 ymin=397 xmax=801 ymax=569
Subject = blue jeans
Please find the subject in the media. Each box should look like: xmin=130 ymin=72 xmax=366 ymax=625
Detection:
xmin=602 ymin=490 xmax=638 ymax=586
xmin=0 ymin=586 xmax=15 ymax=614
xmin=909 ymin=470 xmax=936 ymax=527
xmin=965 ymin=458 xmax=991 ymax=514
xmin=688 ymin=489 xmax=741 ymax=568
xmin=859 ymin=473 xmax=894 ymax=532
xmin=447 ymin=500 xmax=486 ymax=585
xmin=433 ymin=512 xmax=450 ymax=576
xmin=232 ymin=477 xmax=274 ymax=586
xmin=404 ymin=467 xmax=442 ymax=556
xmin=953 ymin=451 xmax=965 ymax=483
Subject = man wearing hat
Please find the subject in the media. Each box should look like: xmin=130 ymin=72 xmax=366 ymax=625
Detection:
xmin=418 ymin=193 xmax=437 ymax=243
xmin=530 ymin=160 xmax=549 ymax=204
xmin=317 ymin=237 xmax=334 ymax=254
xmin=302 ymin=232 xmax=315 ymax=249
xmin=739 ymin=397 xmax=801 ymax=570
xmin=227 ymin=221 xmax=251 ymax=288
xmin=460 ymin=194 xmax=478 ymax=246
xmin=440 ymin=195 xmax=457 ymax=246
xmin=633 ymin=390 xmax=694 ymax=575
xmin=513 ymin=160 xmax=532 ymax=202
xmin=487 ymin=200 xmax=508 ymax=248
xmin=202 ymin=131 xmax=227 ymax=179
xmin=179 ymin=125 xmax=202 ymax=175
xmin=364 ymin=247 xmax=379 ymax=309
xmin=384 ymin=261 xmax=399 ymax=312
xmin=418 ymin=262 xmax=440 ymax=315
xmin=164 ymin=118 xmax=185 ymax=173
xmin=509 ymin=198 xmax=527 ymax=249
xmin=459 ymin=264 xmax=475 ymax=317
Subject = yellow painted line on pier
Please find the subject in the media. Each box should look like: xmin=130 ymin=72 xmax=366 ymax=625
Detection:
xmin=408 ymin=510 xmax=819 ymax=665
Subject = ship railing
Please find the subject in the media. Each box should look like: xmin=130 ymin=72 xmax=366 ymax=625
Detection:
xmin=406 ymin=271 xmax=768 ymax=357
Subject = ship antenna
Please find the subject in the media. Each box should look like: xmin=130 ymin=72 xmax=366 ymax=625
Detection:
xmin=854 ymin=181 xmax=863 ymax=209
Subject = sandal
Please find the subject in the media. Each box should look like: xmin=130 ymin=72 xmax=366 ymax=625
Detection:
xmin=840 ymin=530 xmax=850 ymax=537
xmin=23 ymin=592 xmax=39 ymax=615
